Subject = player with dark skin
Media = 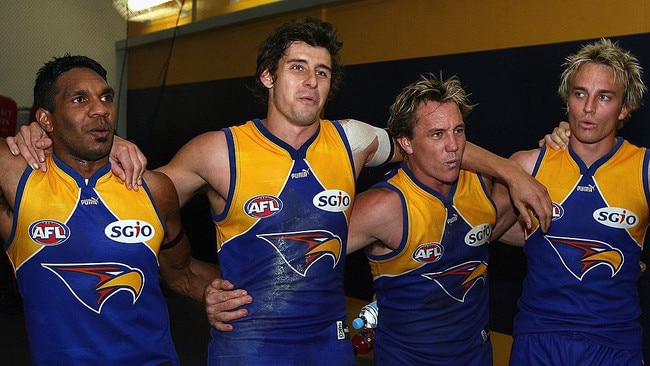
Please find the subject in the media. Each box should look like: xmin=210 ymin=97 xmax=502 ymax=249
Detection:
xmin=0 ymin=55 xmax=218 ymax=364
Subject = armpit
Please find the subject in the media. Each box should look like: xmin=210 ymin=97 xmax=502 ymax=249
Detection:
xmin=0 ymin=191 xmax=13 ymax=241
xmin=0 ymin=190 xmax=10 ymax=214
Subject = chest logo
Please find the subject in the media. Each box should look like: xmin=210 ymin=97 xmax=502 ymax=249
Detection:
xmin=422 ymin=261 xmax=488 ymax=302
xmin=312 ymin=189 xmax=351 ymax=212
xmin=593 ymin=207 xmax=639 ymax=229
xmin=42 ymin=262 xmax=144 ymax=314
xmin=104 ymin=220 xmax=155 ymax=243
xmin=244 ymin=195 xmax=283 ymax=218
xmin=465 ymin=224 xmax=492 ymax=247
xmin=412 ymin=243 xmax=444 ymax=263
xmin=290 ymin=169 xmax=310 ymax=179
xmin=29 ymin=220 xmax=70 ymax=246
xmin=576 ymin=184 xmax=595 ymax=193
xmin=257 ymin=230 xmax=342 ymax=276
xmin=546 ymin=235 xmax=623 ymax=280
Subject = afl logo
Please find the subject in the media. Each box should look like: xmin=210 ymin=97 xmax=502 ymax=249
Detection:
xmin=312 ymin=190 xmax=351 ymax=212
xmin=29 ymin=220 xmax=70 ymax=246
xmin=412 ymin=243 xmax=444 ymax=263
xmin=464 ymin=224 xmax=491 ymax=247
xmin=104 ymin=220 xmax=155 ymax=243
xmin=552 ymin=203 xmax=564 ymax=221
xmin=593 ymin=207 xmax=639 ymax=229
xmin=244 ymin=195 xmax=283 ymax=218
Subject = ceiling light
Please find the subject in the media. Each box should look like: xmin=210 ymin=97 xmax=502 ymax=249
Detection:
xmin=127 ymin=0 xmax=170 ymax=12
xmin=113 ymin=0 xmax=187 ymax=23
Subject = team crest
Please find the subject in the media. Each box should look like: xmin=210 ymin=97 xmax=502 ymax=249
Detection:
xmin=42 ymin=262 xmax=144 ymax=313
xmin=545 ymin=235 xmax=623 ymax=280
xmin=421 ymin=261 xmax=487 ymax=302
xmin=257 ymin=230 xmax=342 ymax=276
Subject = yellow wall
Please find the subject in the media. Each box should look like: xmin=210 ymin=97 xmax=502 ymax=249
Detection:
xmin=127 ymin=0 xmax=650 ymax=89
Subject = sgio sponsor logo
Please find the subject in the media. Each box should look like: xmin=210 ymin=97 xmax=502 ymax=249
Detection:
xmin=244 ymin=195 xmax=283 ymax=218
xmin=412 ymin=243 xmax=444 ymax=263
xmin=593 ymin=207 xmax=639 ymax=229
xmin=29 ymin=220 xmax=70 ymax=245
xmin=312 ymin=190 xmax=351 ymax=212
xmin=105 ymin=220 xmax=155 ymax=243
xmin=465 ymin=224 xmax=491 ymax=247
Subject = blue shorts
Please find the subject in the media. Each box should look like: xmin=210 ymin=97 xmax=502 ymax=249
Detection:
xmin=510 ymin=333 xmax=643 ymax=366
xmin=207 ymin=320 xmax=356 ymax=366
xmin=374 ymin=336 xmax=492 ymax=366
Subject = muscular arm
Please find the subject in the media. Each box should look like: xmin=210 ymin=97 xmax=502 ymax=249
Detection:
xmin=462 ymin=142 xmax=552 ymax=232
xmin=347 ymin=187 xmax=403 ymax=255
xmin=0 ymin=140 xmax=28 ymax=240
xmin=460 ymin=119 xmax=570 ymax=231
xmin=489 ymin=177 xmax=525 ymax=245
xmin=156 ymin=131 xmax=254 ymax=330
xmin=489 ymin=148 xmax=544 ymax=244
xmin=155 ymin=131 xmax=229 ymax=209
xmin=144 ymin=170 xmax=220 ymax=303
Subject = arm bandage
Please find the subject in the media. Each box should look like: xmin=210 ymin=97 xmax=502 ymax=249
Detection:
xmin=341 ymin=119 xmax=394 ymax=167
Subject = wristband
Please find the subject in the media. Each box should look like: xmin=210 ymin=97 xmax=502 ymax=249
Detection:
xmin=161 ymin=228 xmax=185 ymax=250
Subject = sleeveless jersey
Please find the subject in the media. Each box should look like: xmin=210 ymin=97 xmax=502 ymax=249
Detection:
xmin=4 ymin=154 xmax=178 ymax=365
xmin=209 ymin=119 xmax=357 ymax=365
xmin=367 ymin=164 xmax=497 ymax=365
xmin=513 ymin=137 xmax=650 ymax=350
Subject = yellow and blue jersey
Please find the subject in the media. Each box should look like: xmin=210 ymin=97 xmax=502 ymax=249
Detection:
xmin=514 ymin=137 xmax=650 ymax=351
xmin=209 ymin=119 xmax=357 ymax=365
xmin=5 ymin=154 xmax=178 ymax=365
xmin=367 ymin=164 xmax=497 ymax=365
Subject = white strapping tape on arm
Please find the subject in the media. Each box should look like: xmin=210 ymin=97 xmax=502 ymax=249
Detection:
xmin=341 ymin=119 xmax=393 ymax=167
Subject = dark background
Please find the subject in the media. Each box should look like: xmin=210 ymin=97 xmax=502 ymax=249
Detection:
xmin=126 ymin=35 xmax=650 ymax=343
xmin=2 ymin=34 xmax=649 ymax=365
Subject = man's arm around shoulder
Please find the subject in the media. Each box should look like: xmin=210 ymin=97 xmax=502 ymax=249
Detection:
xmin=0 ymin=139 xmax=29 ymax=210
xmin=0 ymin=139 xmax=31 ymax=240
xmin=462 ymin=143 xmax=552 ymax=232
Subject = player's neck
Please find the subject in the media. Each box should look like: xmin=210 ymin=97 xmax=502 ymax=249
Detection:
xmin=53 ymin=151 xmax=110 ymax=179
xmin=261 ymin=116 xmax=320 ymax=150
xmin=570 ymin=135 xmax=617 ymax=167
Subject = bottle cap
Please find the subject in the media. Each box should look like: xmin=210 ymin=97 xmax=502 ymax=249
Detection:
xmin=352 ymin=317 xmax=365 ymax=329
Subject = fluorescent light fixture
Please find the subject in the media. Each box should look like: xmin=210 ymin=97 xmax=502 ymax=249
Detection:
xmin=127 ymin=0 xmax=170 ymax=12
xmin=113 ymin=0 xmax=187 ymax=23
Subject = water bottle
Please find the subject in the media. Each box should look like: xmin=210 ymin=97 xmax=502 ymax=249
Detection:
xmin=352 ymin=300 xmax=378 ymax=329
xmin=351 ymin=328 xmax=375 ymax=355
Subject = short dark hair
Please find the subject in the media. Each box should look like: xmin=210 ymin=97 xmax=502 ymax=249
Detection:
xmin=254 ymin=17 xmax=343 ymax=104
xmin=33 ymin=54 xmax=107 ymax=113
